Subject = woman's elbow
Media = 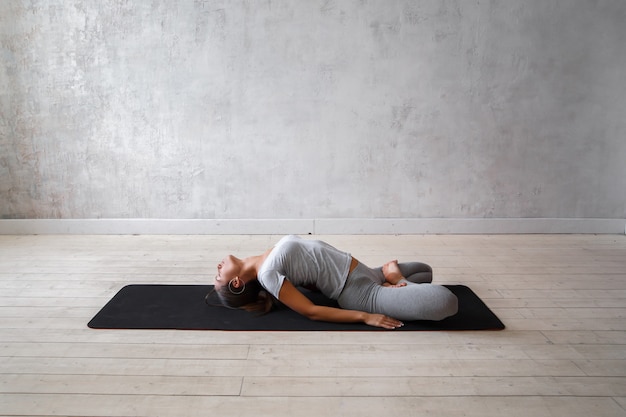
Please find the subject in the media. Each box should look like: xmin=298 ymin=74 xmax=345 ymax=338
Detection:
xmin=304 ymin=308 xmax=325 ymax=322
xmin=299 ymin=306 xmax=322 ymax=321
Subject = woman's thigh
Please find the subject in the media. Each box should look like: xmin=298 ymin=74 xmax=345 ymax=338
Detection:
xmin=371 ymin=283 xmax=458 ymax=321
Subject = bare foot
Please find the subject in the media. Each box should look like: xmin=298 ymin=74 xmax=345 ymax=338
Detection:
xmin=382 ymin=260 xmax=404 ymax=285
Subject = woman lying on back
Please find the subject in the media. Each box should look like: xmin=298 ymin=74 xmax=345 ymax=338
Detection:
xmin=212 ymin=235 xmax=458 ymax=329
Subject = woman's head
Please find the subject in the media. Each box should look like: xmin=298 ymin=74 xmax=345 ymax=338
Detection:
xmin=212 ymin=255 xmax=275 ymax=313
xmin=215 ymin=255 xmax=241 ymax=287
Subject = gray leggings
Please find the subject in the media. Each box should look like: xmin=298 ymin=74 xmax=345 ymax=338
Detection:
xmin=337 ymin=262 xmax=458 ymax=321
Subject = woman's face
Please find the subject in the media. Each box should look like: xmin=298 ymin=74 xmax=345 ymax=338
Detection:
xmin=215 ymin=255 xmax=240 ymax=289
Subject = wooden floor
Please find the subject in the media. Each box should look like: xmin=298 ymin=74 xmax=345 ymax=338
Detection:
xmin=1 ymin=234 xmax=625 ymax=417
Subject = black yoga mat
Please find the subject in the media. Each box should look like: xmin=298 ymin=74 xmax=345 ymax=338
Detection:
xmin=88 ymin=284 xmax=504 ymax=331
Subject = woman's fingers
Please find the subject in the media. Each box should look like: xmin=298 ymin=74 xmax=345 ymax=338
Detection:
xmin=382 ymin=282 xmax=407 ymax=288
xmin=384 ymin=316 xmax=404 ymax=329
xmin=366 ymin=313 xmax=404 ymax=329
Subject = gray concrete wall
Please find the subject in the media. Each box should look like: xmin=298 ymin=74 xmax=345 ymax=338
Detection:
xmin=1 ymin=0 xmax=625 ymax=221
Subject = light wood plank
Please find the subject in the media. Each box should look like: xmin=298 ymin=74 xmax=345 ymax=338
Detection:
xmin=0 ymin=357 xmax=248 ymax=377
xmin=497 ymin=318 xmax=626 ymax=331
xmin=542 ymin=331 xmax=626 ymax=345
xmin=0 ymin=342 xmax=249 ymax=360
xmin=614 ymin=397 xmax=626 ymax=412
xmin=241 ymin=376 xmax=626 ymax=397
xmin=0 ymin=374 xmax=242 ymax=396
xmin=1 ymin=394 xmax=624 ymax=417
xmin=573 ymin=360 xmax=626 ymax=377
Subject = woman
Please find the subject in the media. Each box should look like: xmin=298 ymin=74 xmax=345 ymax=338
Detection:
xmin=213 ymin=235 xmax=458 ymax=329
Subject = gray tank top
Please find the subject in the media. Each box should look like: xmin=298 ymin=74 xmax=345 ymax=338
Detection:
xmin=257 ymin=235 xmax=352 ymax=300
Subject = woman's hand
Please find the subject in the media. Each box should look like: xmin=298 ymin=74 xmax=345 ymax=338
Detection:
xmin=364 ymin=313 xmax=404 ymax=329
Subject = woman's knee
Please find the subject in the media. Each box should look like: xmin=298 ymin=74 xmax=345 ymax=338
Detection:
xmin=400 ymin=262 xmax=433 ymax=284
xmin=432 ymin=289 xmax=458 ymax=320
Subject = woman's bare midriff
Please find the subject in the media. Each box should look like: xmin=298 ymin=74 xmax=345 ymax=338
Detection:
xmin=349 ymin=256 xmax=359 ymax=274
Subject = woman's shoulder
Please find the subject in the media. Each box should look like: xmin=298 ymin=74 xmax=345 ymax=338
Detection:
xmin=278 ymin=234 xmax=302 ymax=243
xmin=273 ymin=235 xmax=303 ymax=250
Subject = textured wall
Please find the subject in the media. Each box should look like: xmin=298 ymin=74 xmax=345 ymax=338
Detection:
xmin=1 ymin=0 xmax=625 ymax=220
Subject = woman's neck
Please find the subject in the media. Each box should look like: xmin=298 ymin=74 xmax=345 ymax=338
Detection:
xmin=239 ymin=248 xmax=272 ymax=282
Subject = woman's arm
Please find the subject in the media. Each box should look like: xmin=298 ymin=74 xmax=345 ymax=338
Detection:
xmin=277 ymin=280 xmax=404 ymax=329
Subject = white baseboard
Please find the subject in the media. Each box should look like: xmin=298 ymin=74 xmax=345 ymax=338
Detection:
xmin=0 ymin=218 xmax=624 ymax=235
xmin=0 ymin=219 xmax=313 ymax=235
xmin=314 ymin=218 xmax=626 ymax=234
